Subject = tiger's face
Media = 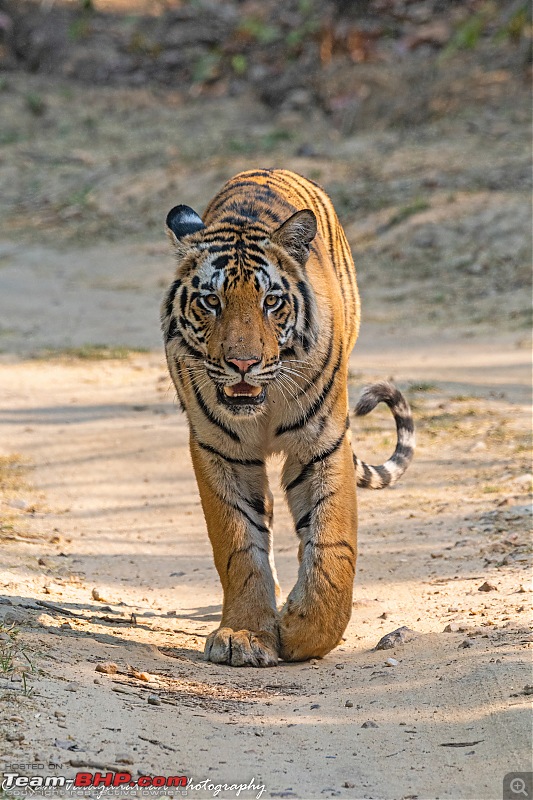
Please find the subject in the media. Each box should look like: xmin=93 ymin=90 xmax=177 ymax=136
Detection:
xmin=163 ymin=206 xmax=318 ymax=415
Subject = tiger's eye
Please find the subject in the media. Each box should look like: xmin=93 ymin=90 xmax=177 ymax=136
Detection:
xmin=204 ymin=294 xmax=220 ymax=308
xmin=264 ymin=294 xmax=281 ymax=309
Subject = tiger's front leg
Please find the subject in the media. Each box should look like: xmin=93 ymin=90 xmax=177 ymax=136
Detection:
xmin=189 ymin=436 xmax=279 ymax=667
xmin=280 ymin=430 xmax=357 ymax=661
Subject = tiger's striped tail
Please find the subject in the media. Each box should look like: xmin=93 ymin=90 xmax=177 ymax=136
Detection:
xmin=353 ymin=381 xmax=415 ymax=489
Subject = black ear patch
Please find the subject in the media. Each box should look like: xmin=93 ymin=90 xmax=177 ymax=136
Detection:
xmin=271 ymin=209 xmax=317 ymax=265
xmin=166 ymin=205 xmax=205 ymax=240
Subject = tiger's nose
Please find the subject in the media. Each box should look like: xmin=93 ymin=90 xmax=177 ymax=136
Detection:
xmin=227 ymin=357 xmax=261 ymax=376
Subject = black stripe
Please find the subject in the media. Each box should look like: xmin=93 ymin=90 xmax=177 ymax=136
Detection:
xmin=248 ymin=495 xmax=267 ymax=516
xmin=354 ymin=456 xmax=376 ymax=488
xmin=316 ymin=565 xmax=337 ymax=590
xmin=297 ymin=280 xmax=312 ymax=326
xmin=226 ymin=543 xmax=268 ymax=573
xmin=229 ymin=502 xmax=269 ymax=533
xmin=295 ymin=491 xmax=336 ymax=532
xmin=164 ymin=278 xmax=181 ymax=318
xmin=305 ymin=539 xmax=355 ymax=556
xmin=285 ymin=428 xmax=346 ymax=493
xmin=165 ymin=321 xmax=205 ymax=362
xmin=276 ymin=348 xmax=342 ymax=435
xmin=190 ymin=378 xmax=240 ymax=443
xmin=197 ymin=440 xmax=264 ymax=467
xmin=292 ymin=330 xmax=334 ymax=399
xmin=179 ymin=286 xmax=188 ymax=316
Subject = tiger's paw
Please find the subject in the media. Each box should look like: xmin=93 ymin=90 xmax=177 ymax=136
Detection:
xmin=204 ymin=627 xmax=279 ymax=667
xmin=279 ymin=609 xmax=341 ymax=662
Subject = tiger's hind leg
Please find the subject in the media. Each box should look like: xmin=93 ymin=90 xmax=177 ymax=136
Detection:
xmin=189 ymin=435 xmax=279 ymax=667
xmin=279 ymin=430 xmax=357 ymax=662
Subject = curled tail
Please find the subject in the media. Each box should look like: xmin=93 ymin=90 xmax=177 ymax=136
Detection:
xmin=353 ymin=381 xmax=415 ymax=489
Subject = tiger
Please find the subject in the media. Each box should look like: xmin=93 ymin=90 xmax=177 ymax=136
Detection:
xmin=161 ymin=168 xmax=414 ymax=667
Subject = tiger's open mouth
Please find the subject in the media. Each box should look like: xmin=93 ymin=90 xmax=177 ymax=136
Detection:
xmin=219 ymin=382 xmax=266 ymax=407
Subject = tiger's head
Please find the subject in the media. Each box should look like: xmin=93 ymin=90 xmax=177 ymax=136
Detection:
xmin=162 ymin=205 xmax=318 ymax=415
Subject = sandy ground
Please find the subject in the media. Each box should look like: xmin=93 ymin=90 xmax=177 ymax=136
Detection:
xmin=0 ymin=62 xmax=532 ymax=800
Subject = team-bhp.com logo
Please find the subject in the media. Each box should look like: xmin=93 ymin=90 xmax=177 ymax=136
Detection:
xmin=2 ymin=772 xmax=187 ymax=791
xmin=2 ymin=772 xmax=266 ymax=798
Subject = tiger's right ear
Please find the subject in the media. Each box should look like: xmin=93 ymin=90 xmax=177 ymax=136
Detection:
xmin=166 ymin=205 xmax=205 ymax=250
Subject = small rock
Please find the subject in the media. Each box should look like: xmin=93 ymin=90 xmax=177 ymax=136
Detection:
xmin=342 ymin=783 xmax=355 ymax=789
xmin=345 ymin=700 xmax=354 ymax=708
xmin=8 ymin=716 xmax=23 ymax=723
xmin=54 ymin=710 xmax=66 ymax=719
xmin=7 ymin=499 xmax=28 ymax=510
xmin=2 ymin=608 xmax=27 ymax=625
xmin=335 ymin=664 xmax=344 ymax=670
xmin=95 ymin=662 xmax=118 ymax=675
xmin=147 ymin=694 xmax=161 ymax=706
xmin=116 ymin=753 xmax=134 ymax=765
xmin=379 ymin=612 xmax=388 ymax=619
xmin=310 ymin=703 xmax=320 ymax=709
xmin=459 ymin=639 xmax=474 ymax=649
xmin=129 ymin=667 xmax=152 ymax=682
xmin=385 ymin=657 xmax=399 ymax=666
xmin=6 ymin=732 xmax=25 ymax=742
xmin=94 ymin=678 xmax=101 ymax=685
xmin=91 ymin=588 xmax=106 ymax=602
xmin=361 ymin=721 xmax=378 ymax=729
xmin=374 ymin=626 xmax=417 ymax=650
xmin=444 ymin=622 xmax=460 ymax=632
xmin=470 ymin=441 xmax=487 ymax=452
xmin=522 ymin=685 xmax=533 ymax=695
xmin=65 ymin=683 xmax=78 ymax=692
xmin=478 ymin=581 xmax=497 ymax=592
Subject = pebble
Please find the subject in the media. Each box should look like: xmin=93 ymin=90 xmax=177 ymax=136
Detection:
xmin=2 ymin=609 xmax=27 ymax=625
xmin=345 ymin=700 xmax=354 ymax=708
xmin=6 ymin=732 xmax=25 ymax=742
xmin=116 ymin=753 xmax=134 ymax=765
xmin=9 ymin=716 xmax=24 ymax=723
xmin=361 ymin=721 xmax=378 ymax=729
xmin=66 ymin=683 xmax=78 ymax=692
xmin=374 ymin=626 xmax=417 ymax=650
xmin=443 ymin=622 xmax=465 ymax=633
xmin=478 ymin=581 xmax=497 ymax=592
xmin=95 ymin=662 xmax=118 ymax=675
xmin=310 ymin=703 xmax=320 ymax=709
xmin=91 ymin=588 xmax=106 ymax=602
xmin=7 ymin=499 xmax=28 ymax=510
xmin=470 ymin=441 xmax=487 ymax=452
xmin=385 ymin=657 xmax=399 ymax=666
xmin=54 ymin=710 xmax=66 ymax=719
xmin=335 ymin=664 xmax=344 ymax=670
xmin=459 ymin=639 xmax=474 ymax=649
xmin=147 ymin=694 xmax=161 ymax=706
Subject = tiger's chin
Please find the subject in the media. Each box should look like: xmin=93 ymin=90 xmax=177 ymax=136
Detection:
xmin=217 ymin=382 xmax=267 ymax=415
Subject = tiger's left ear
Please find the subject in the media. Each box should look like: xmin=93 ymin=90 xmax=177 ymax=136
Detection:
xmin=271 ymin=209 xmax=317 ymax=266
xmin=166 ymin=205 xmax=205 ymax=251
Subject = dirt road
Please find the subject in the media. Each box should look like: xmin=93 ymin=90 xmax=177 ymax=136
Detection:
xmin=0 ymin=30 xmax=531 ymax=799
xmin=1 ymin=327 xmax=531 ymax=799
